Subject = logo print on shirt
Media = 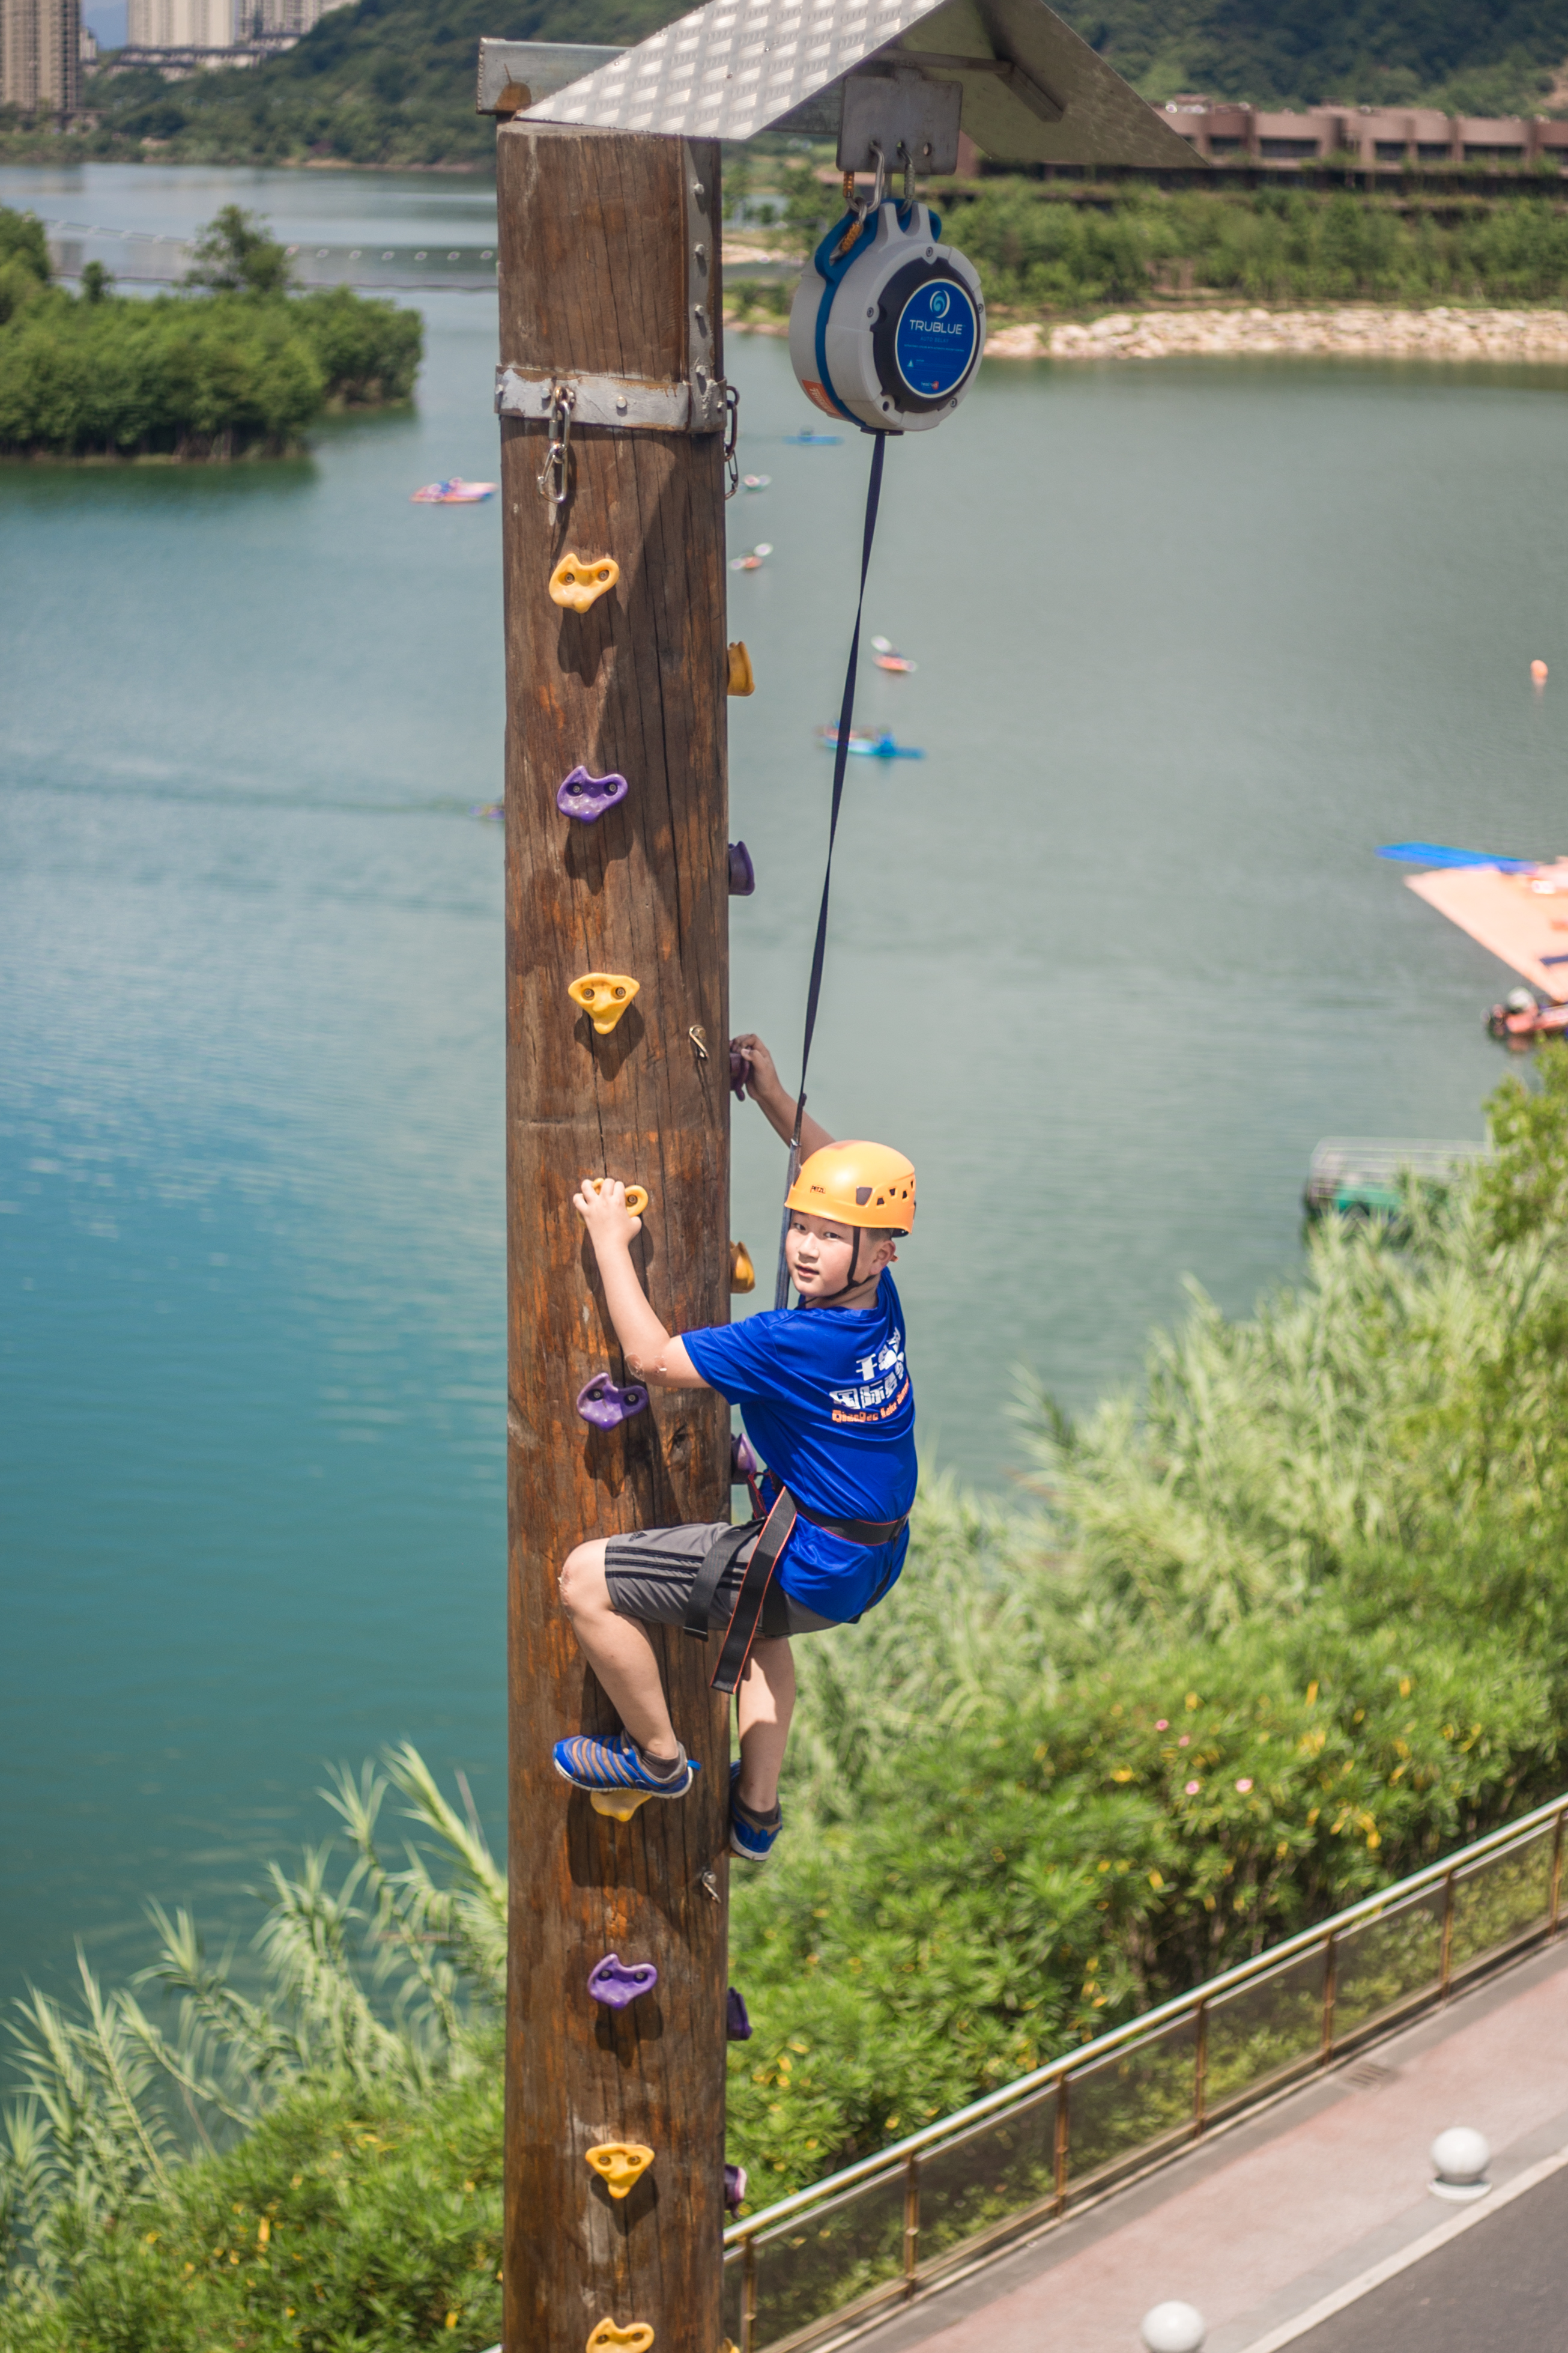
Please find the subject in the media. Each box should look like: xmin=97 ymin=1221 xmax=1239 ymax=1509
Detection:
xmin=829 ymin=1328 xmax=905 ymax=1413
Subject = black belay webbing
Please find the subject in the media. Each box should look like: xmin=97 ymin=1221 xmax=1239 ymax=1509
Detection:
xmin=686 ymin=1485 xmax=912 ymax=1693
xmin=709 ymin=1491 xmax=798 ymax=1695
xmin=773 ymin=433 xmax=889 ymax=1310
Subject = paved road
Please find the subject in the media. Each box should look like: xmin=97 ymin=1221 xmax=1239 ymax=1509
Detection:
xmin=1289 ymin=2164 xmax=1568 ymax=2353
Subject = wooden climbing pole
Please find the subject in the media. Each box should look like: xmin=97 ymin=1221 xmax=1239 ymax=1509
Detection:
xmin=496 ymin=122 xmax=733 ymax=2353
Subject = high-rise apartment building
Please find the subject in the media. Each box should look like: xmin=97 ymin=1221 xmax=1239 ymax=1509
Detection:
xmin=123 ymin=0 xmax=348 ymax=47
xmin=126 ymin=0 xmax=231 ymax=43
xmin=1 ymin=0 xmax=80 ymax=113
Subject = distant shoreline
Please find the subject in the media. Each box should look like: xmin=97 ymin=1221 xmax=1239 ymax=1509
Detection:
xmin=726 ymin=300 xmax=1568 ymax=365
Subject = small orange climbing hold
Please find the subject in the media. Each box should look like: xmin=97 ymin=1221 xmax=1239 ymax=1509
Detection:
xmin=584 ymin=2143 xmax=656 ymax=2200
xmin=1532 ymin=658 xmax=1549 ymax=685
xmin=584 ymin=1177 xmax=649 ymax=1219
xmin=727 ymin=641 xmax=755 ymax=696
xmin=569 ymin=973 xmax=641 ymax=1034
xmin=730 ymin=1240 xmax=755 ymax=1294
xmin=549 ymin=553 xmax=620 ymax=613
xmin=586 ymin=2325 xmax=654 ymax=2353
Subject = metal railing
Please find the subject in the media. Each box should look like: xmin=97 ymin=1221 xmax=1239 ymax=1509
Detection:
xmin=722 ymin=1793 xmax=1568 ymax=2353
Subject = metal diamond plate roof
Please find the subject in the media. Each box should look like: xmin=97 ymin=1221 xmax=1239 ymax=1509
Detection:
xmin=516 ymin=0 xmax=1199 ymax=168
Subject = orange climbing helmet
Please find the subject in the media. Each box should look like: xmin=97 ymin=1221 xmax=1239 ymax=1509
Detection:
xmin=784 ymin=1141 xmax=916 ymax=1233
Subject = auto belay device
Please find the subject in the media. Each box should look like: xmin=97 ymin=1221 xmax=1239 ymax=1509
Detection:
xmin=789 ymin=177 xmax=985 ymax=435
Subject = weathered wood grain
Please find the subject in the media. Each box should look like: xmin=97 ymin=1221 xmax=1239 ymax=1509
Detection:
xmin=496 ymin=123 xmax=731 ymax=2353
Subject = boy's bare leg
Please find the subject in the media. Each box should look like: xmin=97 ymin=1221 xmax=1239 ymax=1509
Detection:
xmin=558 ymin=1541 xmax=681 ymax=1759
xmin=736 ymin=1636 xmax=795 ymax=1814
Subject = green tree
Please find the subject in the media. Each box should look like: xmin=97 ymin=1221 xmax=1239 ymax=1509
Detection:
xmin=184 ymin=203 xmax=295 ymax=296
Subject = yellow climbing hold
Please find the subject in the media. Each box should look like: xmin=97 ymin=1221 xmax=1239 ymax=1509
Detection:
xmin=730 ymin=1240 xmax=755 ymax=1295
xmin=586 ymin=2325 xmax=655 ymax=2353
xmin=727 ymin=642 xmax=755 ymax=696
xmin=569 ymin=973 xmax=640 ymax=1035
xmin=585 ymin=1178 xmax=649 ymax=1219
xmin=589 ymin=1787 xmax=652 ymax=1823
xmin=549 ymin=553 xmax=620 ymax=613
xmin=584 ymin=2143 xmax=656 ymax=2200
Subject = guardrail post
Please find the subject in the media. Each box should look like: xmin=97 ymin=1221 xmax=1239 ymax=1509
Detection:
xmin=1551 ymin=1809 xmax=1564 ymax=1935
xmin=1320 ymin=1931 xmax=1337 ymax=2063
xmin=1439 ymin=1868 xmax=1456 ymax=1997
xmin=741 ymin=2233 xmax=757 ymax=2353
xmin=1053 ymin=2075 xmax=1070 ymax=2217
xmin=903 ymin=2152 xmax=920 ymax=2297
xmin=1193 ymin=2000 xmax=1208 ymax=2136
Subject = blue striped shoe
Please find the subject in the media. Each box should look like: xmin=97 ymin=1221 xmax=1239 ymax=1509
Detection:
xmin=730 ymin=1761 xmax=783 ymax=1860
xmin=552 ymin=1731 xmax=700 ymax=1800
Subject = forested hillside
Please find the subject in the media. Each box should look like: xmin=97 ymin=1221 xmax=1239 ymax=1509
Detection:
xmin=8 ymin=0 xmax=1568 ymax=172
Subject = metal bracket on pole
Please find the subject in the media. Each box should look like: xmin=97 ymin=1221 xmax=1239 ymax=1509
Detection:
xmin=495 ymin=366 xmax=727 ymax=434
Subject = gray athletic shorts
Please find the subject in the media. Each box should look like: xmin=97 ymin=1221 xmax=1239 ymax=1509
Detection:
xmin=604 ymin=1522 xmax=838 ymax=1641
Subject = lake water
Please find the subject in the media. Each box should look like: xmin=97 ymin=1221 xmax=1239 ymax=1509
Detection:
xmin=5 ymin=160 xmax=1567 ymax=2016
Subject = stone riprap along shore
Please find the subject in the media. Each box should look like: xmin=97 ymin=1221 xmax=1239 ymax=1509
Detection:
xmin=985 ymin=306 xmax=1568 ymax=363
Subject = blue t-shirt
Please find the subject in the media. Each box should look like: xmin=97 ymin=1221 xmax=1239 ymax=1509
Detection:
xmin=682 ymin=1271 xmax=916 ymax=1623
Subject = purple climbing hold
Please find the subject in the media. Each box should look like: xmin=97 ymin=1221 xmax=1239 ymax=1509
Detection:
xmin=728 ymin=840 xmax=755 ymax=896
xmin=556 ymin=765 xmax=629 ymax=824
xmin=730 ymin=1046 xmax=752 ymax=1104
xmin=724 ymin=2164 xmax=748 ymax=2212
xmin=576 ymin=1376 xmax=649 ymax=1431
xmin=726 ymin=1986 xmax=752 ymax=2042
xmin=731 ymin=1433 xmax=760 ymax=1485
xmin=587 ymin=1953 xmax=659 ymax=2011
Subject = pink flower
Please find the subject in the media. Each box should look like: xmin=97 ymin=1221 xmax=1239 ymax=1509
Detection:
xmin=1155 ymin=1719 xmax=1169 ymax=1731
xmin=1178 ymin=1734 xmax=1190 ymax=1747
xmin=1184 ymin=1780 xmax=1201 ymax=1796
xmin=1235 ymin=1778 xmax=1254 ymax=1794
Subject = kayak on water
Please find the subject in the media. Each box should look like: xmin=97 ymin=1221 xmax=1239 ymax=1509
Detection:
xmin=729 ymin=542 xmax=773 ymax=572
xmin=742 ymin=473 xmax=772 ymax=490
xmin=411 ymin=478 xmax=496 ymax=504
xmin=784 ymin=431 xmax=841 ymax=445
xmin=815 ymin=726 xmax=925 ymax=760
xmin=871 ymin=634 xmax=918 ymax=674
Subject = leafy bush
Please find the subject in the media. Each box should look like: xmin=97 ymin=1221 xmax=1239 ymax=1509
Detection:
xmin=0 ymin=205 xmax=422 ymax=458
xmin=11 ymin=1058 xmax=1568 ymax=2340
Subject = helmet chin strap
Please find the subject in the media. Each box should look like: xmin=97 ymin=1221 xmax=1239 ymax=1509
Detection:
xmin=799 ymin=1224 xmax=864 ymax=1307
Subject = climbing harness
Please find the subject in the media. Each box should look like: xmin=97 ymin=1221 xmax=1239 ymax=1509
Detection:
xmin=787 ymin=153 xmax=985 ymax=436
xmin=687 ymin=1483 xmax=910 ymax=1693
xmin=772 ymin=433 xmax=887 ymax=1309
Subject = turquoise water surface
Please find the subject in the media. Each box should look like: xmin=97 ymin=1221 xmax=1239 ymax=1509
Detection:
xmin=5 ymin=162 xmax=1568 ymax=2015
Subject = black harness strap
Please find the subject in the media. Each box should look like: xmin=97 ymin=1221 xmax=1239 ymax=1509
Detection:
xmin=792 ymin=1496 xmax=909 ymax=1546
xmin=682 ymin=1520 xmax=757 ymax=1644
xmin=710 ymin=1491 xmax=798 ymax=1695
xmin=773 ymin=434 xmax=889 ymax=1311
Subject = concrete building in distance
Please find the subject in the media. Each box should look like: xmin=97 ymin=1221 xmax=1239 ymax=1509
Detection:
xmin=121 ymin=0 xmax=348 ymax=55
xmin=1161 ymin=97 xmax=1568 ymax=173
xmin=126 ymin=0 xmax=231 ymax=44
xmin=1 ymin=0 xmax=81 ymax=112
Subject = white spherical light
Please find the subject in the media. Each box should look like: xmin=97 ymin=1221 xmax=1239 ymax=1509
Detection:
xmin=1430 ymin=2126 xmax=1491 ymax=2187
xmin=1140 ymin=2302 xmax=1206 ymax=2353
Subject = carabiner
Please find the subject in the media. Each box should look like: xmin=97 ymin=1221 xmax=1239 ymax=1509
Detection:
xmin=536 ymin=381 xmax=574 ymax=507
xmin=723 ymin=382 xmax=740 ymax=500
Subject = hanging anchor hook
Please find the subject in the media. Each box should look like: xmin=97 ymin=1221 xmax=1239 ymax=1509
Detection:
xmin=537 ymin=381 xmax=575 ymax=507
xmin=723 ymin=382 xmax=740 ymax=500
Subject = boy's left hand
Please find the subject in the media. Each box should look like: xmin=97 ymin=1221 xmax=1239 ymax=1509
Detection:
xmin=574 ymin=1176 xmax=643 ymax=1248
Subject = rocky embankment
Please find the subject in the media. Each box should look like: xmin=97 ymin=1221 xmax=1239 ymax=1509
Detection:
xmin=985 ymin=305 xmax=1568 ymax=362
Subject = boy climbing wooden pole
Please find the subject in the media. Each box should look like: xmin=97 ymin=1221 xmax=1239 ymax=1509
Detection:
xmin=555 ymin=1034 xmax=918 ymax=1859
